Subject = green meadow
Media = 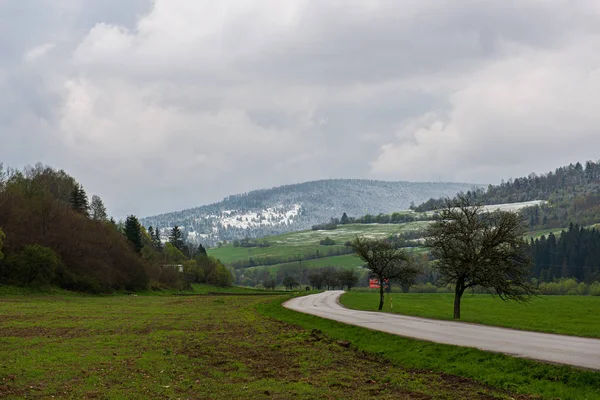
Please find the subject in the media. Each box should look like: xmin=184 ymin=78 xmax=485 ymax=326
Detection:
xmin=0 ymin=290 xmax=561 ymax=400
xmin=341 ymin=292 xmax=600 ymax=338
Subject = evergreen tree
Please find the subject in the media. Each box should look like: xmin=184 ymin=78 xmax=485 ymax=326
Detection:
xmin=169 ymin=226 xmax=184 ymax=251
xmin=340 ymin=212 xmax=349 ymax=224
xmin=69 ymin=184 xmax=89 ymax=216
xmin=197 ymin=243 xmax=207 ymax=256
xmin=153 ymin=227 xmax=163 ymax=251
xmin=90 ymin=195 xmax=108 ymax=221
xmin=124 ymin=215 xmax=143 ymax=254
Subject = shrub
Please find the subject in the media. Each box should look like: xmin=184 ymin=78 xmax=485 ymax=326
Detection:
xmin=12 ymin=244 xmax=61 ymax=287
xmin=319 ymin=237 xmax=336 ymax=246
xmin=577 ymin=282 xmax=589 ymax=295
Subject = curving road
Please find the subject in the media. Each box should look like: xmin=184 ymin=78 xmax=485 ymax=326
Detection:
xmin=283 ymin=291 xmax=600 ymax=370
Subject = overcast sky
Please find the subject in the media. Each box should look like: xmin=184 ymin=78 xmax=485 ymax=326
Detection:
xmin=3 ymin=1 xmax=600 ymax=218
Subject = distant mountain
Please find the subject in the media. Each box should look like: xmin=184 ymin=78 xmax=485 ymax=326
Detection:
xmin=140 ymin=179 xmax=481 ymax=246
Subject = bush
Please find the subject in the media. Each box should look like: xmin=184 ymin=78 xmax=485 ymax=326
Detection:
xmin=312 ymin=222 xmax=337 ymax=231
xmin=538 ymin=279 xmax=600 ymax=295
xmin=7 ymin=244 xmax=61 ymax=287
xmin=319 ymin=237 xmax=336 ymax=246
xmin=409 ymin=282 xmax=438 ymax=293
xmin=590 ymin=282 xmax=600 ymax=296
xmin=198 ymin=256 xmax=233 ymax=287
xmin=282 ymin=276 xmax=299 ymax=290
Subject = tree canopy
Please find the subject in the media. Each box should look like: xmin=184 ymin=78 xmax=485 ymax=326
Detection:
xmin=350 ymin=237 xmax=420 ymax=310
xmin=425 ymin=195 xmax=535 ymax=319
xmin=69 ymin=184 xmax=89 ymax=216
xmin=124 ymin=215 xmax=143 ymax=254
xmin=282 ymin=276 xmax=299 ymax=290
xmin=169 ymin=226 xmax=184 ymax=251
xmin=90 ymin=195 xmax=108 ymax=221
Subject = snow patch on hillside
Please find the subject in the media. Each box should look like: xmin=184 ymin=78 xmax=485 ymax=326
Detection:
xmin=212 ymin=204 xmax=301 ymax=229
xmin=482 ymin=200 xmax=546 ymax=212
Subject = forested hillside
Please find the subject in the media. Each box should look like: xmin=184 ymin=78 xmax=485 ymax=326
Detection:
xmin=141 ymin=179 xmax=479 ymax=246
xmin=415 ymin=160 xmax=600 ymax=230
xmin=0 ymin=163 xmax=232 ymax=292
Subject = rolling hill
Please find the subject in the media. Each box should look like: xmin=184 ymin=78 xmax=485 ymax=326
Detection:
xmin=206 ymin=201 xmax=553 ymax=286
xmin=140 ymin=179 xmax=480 ymax=246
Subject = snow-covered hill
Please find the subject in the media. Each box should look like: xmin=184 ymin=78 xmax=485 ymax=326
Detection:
xmin=140 ymin=179 xmax=481 ymax=246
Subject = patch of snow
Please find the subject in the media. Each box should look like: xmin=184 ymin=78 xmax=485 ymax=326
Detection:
xmin=481 ymin=200 xmax=546 ymax=212
xmin=206 ymin=204 xmax=302 ymax=230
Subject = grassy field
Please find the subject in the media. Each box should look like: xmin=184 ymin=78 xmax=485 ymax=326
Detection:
xmin=245 ymin=253 xmax=366 ymax=274
xmin=526 ymin=227 xmax=569 ymax=240
xmin=208 ymin=222 xmax=427 ymax=265
xmin=0 ymin=292 xmax=546 ymax=400
xmin=340 ymin=292 xmax=600 ymax=338
xmin=209 ymin=218 xmax=561 ymax=274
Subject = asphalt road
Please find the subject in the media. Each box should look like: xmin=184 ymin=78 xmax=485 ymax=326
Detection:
xmin=283 ymin=290 xmax=600 ymax=370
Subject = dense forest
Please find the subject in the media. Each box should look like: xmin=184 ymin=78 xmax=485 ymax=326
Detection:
xmin=414 ymin=160 xmax=600 ymax=231
xmin=0 ymin=163 xmax=232 ymax=292
xmin=531 ymin=224 xmax=600 ymax=283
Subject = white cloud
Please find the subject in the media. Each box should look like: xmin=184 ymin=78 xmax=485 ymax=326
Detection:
xmin=24 ymin=43 xmax=56 ymax=63
xmin=4 ymin=0 xmax=600 ymax=217
xmin=371 ymin=38 xmax=600 ymax=182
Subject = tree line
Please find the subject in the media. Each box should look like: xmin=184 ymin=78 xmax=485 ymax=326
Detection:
xmin=0 ymin=163 xmax=231 ymax=292
xmin=229 ymin=245 xmax=355 ymax=269
xmin=530 ymin=224 xmax=600 ymax=283
xmin=415 ymin=160 xmax=600 ymax=211
xmin=312 ymin=212 xmax=426 ymax=231
xmin=413 ymin=159 xmax=600 ymax=233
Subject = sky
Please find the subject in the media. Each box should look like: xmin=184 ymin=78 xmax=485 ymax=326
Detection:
xmin=3 ymin=1 xmax=600 ymax=218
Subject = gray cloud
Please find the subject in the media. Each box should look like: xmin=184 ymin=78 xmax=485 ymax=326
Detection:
xmin=2 ymin=0 xmax=600 ymax=218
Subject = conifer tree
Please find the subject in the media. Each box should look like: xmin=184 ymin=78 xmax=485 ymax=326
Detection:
xmin=168 ymin=226 xmax=184 ymax=251
xmin=69 ymin=184 xmax=89 ymax=216
xmin=340 ymin=212 xmax=349 ymax=224
xmin=124 ymin=215 xmax=143 ymax=254
xmin=153 ymin=228 xmax=163 ymax=251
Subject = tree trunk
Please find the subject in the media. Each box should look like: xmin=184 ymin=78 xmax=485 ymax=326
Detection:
xmin=378 ymin=280 xmax=385 ymax=310
xmin=453 ymin=284 xmax=464 ymax=319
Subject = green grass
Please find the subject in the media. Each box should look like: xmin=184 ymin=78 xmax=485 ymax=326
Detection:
xmin=245 ymin=254 xmax=366 ymax=274
xmin=209 ymin=220 xmax=568 ymax=278
xmin=0 ymin=292 xmax=537 ymax=399
xmin=526 ymin=227 xmax=568 ymax=240
xmin=260 ymin=296 xmax=600 ymax=400
xmin=208 ymin=222 xmax=428 ymax=264
xmin=187 ymin=283 xmax=290 ymax=295
xmin=340 ymin=292 xmax=600 ymax=338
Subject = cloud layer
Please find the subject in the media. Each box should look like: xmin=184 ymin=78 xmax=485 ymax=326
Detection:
xmin=3 ymin=0 xmax=600 ymax=217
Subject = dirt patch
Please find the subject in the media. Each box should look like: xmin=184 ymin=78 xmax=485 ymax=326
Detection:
xmin=0 ymin=326 xmax=90 ymax=339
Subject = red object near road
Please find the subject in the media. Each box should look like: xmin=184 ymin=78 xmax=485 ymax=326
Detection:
xmin=369 ymin=279 xmax=380 ymax=289
xmin=369 ymin=278 xmax=390 ymax=289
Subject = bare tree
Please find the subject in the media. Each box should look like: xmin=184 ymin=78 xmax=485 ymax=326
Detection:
xmin=425 ymin=195 xmax=535 ymax=319
xmin=350 ymin=237 xmax=420 ymax=310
